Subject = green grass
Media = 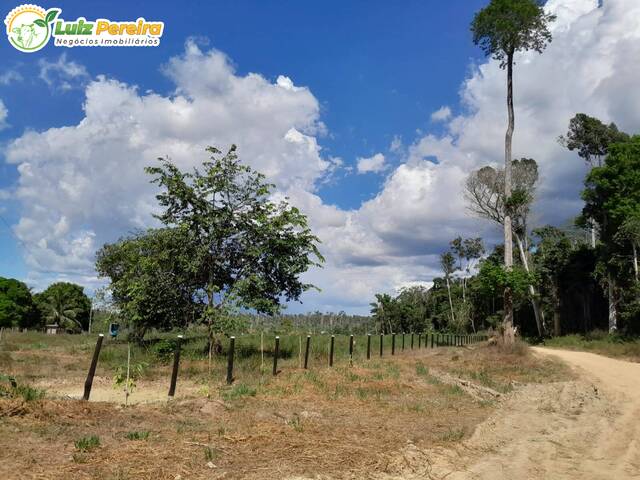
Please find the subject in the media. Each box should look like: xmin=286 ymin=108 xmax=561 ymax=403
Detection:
xmin=14 ymin=384 xmax=46 ymax=401
xmin=542 ymin=331 xmax=640 ymax=362
xmin=220 ymin=383 xmax=257 ymax=401
xmin=74 ymin=435 xmax=101 ymax=452
xmin=415 ymin=361 xmax=441 ymax=385
xmin=125 ymin=431 xmax=150 ymax=441
xmin=0 ymin=374 xmax=46 ymax=401
xmin=0 ymin=329 xmax=477 ymax=392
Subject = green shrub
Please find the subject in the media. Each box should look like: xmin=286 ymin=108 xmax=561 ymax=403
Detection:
xmin=221 ymin=383 xmax=257 ymax=401
xmin=74 ymin=435 xmax=100 ymax=452
xmin=0 ymin=374 xmax=45 ymax=401
xmin=151 ymin=339 xmax=176 ymax=362
xmin=126 ymin=431 xmax=150 ymax=441
xmin=15 ymin=384 xmax=45 ymax=401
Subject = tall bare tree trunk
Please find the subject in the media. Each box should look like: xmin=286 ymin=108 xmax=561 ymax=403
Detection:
xmin=552 ymin=283 xmax=561 ymax=337
xmin=514 ymin=233 xmax=545 ymax=337
xmin=553 ymin=306 xmax=561 ymax=337
xmin=607 ymin=274 xmax=617 ymax=333
xmin=503 ymin=51 xmax=515 ymax=344
xmin=446 ymin=277 xmax=456 ymax=325
xmin=462 ymin=278 xmax=466 ymax=303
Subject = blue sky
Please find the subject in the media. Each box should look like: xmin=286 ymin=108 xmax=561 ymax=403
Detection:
xmin=1 ymin=0 xmax=637 ymax=313
xmin=0 ymin=0 xmax=485 ymax=281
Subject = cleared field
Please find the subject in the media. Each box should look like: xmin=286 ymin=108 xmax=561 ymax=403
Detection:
xmin=0 ymin=332 xmax=569 ymax=479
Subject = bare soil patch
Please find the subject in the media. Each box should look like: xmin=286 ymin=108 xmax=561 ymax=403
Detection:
xmin=376 ymin=348 xmax=640 ymax=480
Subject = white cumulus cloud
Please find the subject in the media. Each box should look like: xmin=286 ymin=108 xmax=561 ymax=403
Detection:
xmin=430 ymin=106 xmax=452 ymax=122
xmin=0 ymin=99 xmax=7 ymax=130
xmin=38 ymin=53 xmax=90 ymax=91
xmin=7 ymin=40 xmax=329 ymax=289
xmin=356 ymin=153 xmax=386 ymax=174
xmin=6 ymin=0 xmax=640 ymax=314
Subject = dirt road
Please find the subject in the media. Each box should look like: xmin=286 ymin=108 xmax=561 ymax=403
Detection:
xmin=386 ymin=348 xmax=640 ymax=480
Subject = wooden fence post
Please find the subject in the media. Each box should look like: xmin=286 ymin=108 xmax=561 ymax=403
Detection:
xmin=411 ymin=333 xmax=414 ymax=350
xmin=329 ymin=335 xmax=335 ymax=367
xmin=273 ymin=336 xmax=280 ymax=376
xmin=402 ymin=333 xmax=405 ymax=350
xmin=391 ymin=333 xmax=396 ymax=355
xmin=82 ymin=334 xmax=104 ymax=401
xmin=367 ymin=334 xmax=371 ymax=360
xmin=379 ymin=333 xmax=384 ymax=357
xmin=168 ymin=335 xmax=184 ymax=397
xmin=260 ymin=331 xmax=264 ymax=373
xmin=418 ymin=333 xmax=422 ymax=349
xmin=304 ymin=335 xmax=311 ymax=369
xmin=226 ymin=336 xmax=235 ymax=385
xmin=349 ymin=335 xmax=354 ymax=365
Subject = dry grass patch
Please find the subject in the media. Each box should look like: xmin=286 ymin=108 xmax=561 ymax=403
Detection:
xmin=0 ymin=339 xmax=570 ymax=479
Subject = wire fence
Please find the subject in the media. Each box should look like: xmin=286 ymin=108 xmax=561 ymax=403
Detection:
xmin=78 ymin=332 xmax=488 ymax=400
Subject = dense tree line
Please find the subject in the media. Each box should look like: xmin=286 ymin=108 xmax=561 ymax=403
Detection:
xmin=371 ymin=115 xmax=640 ymax=338
xmin=0 ymin=278 xmax=91 ymax=332
xmin=366 ymin=0 xmax=637 ymax=340
xmin=222 ymin=311 xmax=376 ymax=335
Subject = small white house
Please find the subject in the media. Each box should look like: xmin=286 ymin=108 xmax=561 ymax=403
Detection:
xmin=45 ymin=324 xmax=60 ymax=335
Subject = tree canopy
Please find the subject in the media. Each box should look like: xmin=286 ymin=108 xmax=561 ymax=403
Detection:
xmin=96 ymin=227 xmax=202 ymax=339
xmin=559 ymin=113 xmax=630 ymax=167
xmin=33 ymin=282 xmax=91 ymax=332
xmin=471 ymin=0 xmax=555 ymax=67
xmin=97 ymin=145 xmax=324 ymax=339
xmin=0 ymin=277 xmax=39 ymax=329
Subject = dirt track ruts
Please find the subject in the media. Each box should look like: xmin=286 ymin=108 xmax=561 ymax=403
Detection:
xmin=381 ymin=347 xmax=640 ymax=480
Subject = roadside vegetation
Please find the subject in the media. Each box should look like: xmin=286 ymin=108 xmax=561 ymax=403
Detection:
xmin=543 ymin=331 xmax=640 ymax=362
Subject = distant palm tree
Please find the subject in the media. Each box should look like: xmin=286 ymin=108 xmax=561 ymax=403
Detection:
xmin=370 ymin=293 xmax=394 ymax=333
xmin=41 ymin=289 xmax=84 ymax=331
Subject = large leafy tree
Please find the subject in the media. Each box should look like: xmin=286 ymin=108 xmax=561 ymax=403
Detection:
xmin=471 ymin=0 xmax=555 ymax=342
xmin=533 ymin=226 xmax=572 ymax=336
xmin=370 ymin=293 xmax=398 ymax=334
xmin=583 ymin=136 xmax=640 ymax=332
xmin=559 ymin=114 xmax=629 ymax=168
xmin=0 ymin=277 xmax=40 ymax=329
xmin=370 ymin=287 xmax=434 ymax=335
xmin=143 ymin=145 xmax=324 ymax=348
xmin=34 ymin=282 xmax=91 ymax=332
xmin=96 ymin=227 xmax=203 ymax=340
xmin=395 ymin=286 xmax=432 ymax=333
xmin=560 ymin=113 xmax=630 ymax=247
